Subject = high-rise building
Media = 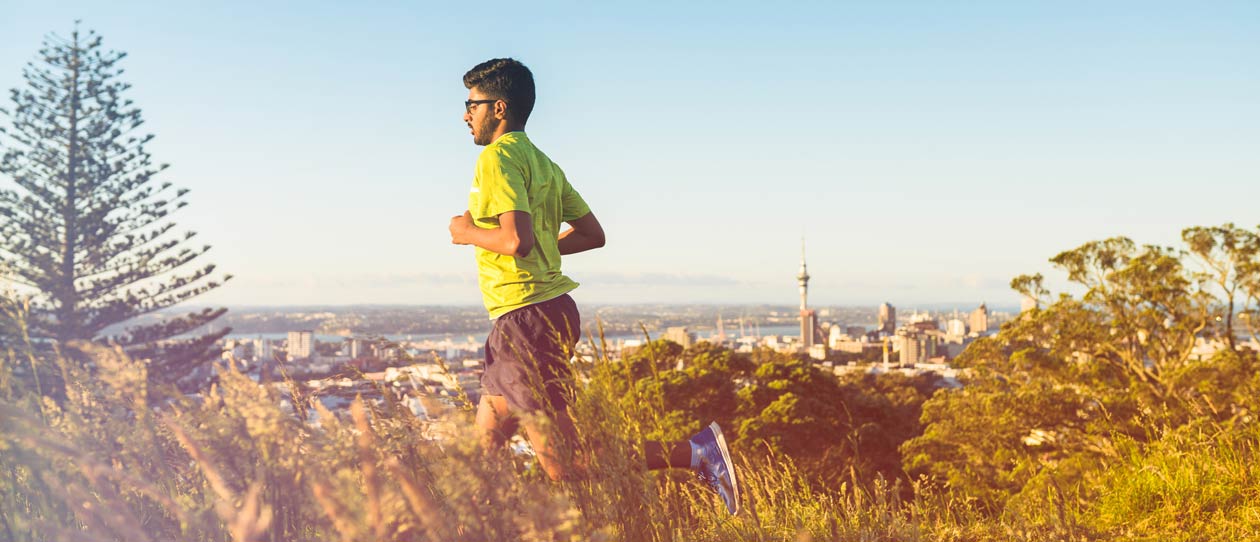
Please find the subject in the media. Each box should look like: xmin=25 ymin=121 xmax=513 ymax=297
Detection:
xmin=969 ymin=303 xmax=989 ymax=335
xmin=879 ymin=302 xmax=896 ymax=334
xmin=895 ymin=329 xmax=939 ymax=365
xmin=663 ymin=326 xmax=695 ymax=348
xmin=349 ymin=338 xmax=367 ymax=359
xmin=254 ymin=337 xmax=273 ymax=363
xmin=287 ymin=330 xmax=314 ymax=360
xmin=901 ymin=334 xmax=921 ymax=364
xmin=800 ymin=309 xmax=818 ymax=350
xmin=828 ymin=325 xmax=845 ymax=349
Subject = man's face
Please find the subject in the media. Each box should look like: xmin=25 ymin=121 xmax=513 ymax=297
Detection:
xmin=464 ymin=88 xmax=500 ymax=146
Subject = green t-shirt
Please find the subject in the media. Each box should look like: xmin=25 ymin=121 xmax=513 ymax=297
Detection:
xmin=468 ymin=132 xmax=590 ymax=318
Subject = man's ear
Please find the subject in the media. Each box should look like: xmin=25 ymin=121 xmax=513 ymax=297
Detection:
xmin=494 ymin=100 xmax=508 ymax=121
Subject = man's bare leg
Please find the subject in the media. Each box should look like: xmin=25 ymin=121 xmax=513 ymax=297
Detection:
xmin=520 ymin=406 xmax=580 ymax=481
xmin=478 ymin=393 xmax=579 ymax=481
xmin=481 ymin=393 xmax=696 ymax=479
xmin=527 ymin=416 xmax=690 ymax=476
xmin=476 ymin=395 xmax=518 ymax=450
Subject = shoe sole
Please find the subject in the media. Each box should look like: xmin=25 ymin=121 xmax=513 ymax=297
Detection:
xmin=708 ymin=421 xmax=739 ymax=515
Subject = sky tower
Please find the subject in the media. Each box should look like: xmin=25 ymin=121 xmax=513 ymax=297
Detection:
xmin=798 ymin=238 xmax=818 ymax=350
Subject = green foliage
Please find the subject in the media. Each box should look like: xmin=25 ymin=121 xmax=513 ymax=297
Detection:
xmin=1182 ymin=224 xmax=1260 ymax=348
xmin=741 ymin=354 xmax=849 ymax=485
xmin=733 ymin=351 xmax=940 ymax=490
xmin=1090 ymin=418 xmax=1260 ymax=541
xmin=613 ymin=340 xmax=750 ymax=441
xmin=838 ymin=371 xmax=942 ymax=489
xmin=907 ymin=223 xmax=1260 ymax=527
xmin=904 ymin=364 xmax=1101 ymax=513
xmin=613 ymin=340 xmax=939 ymax=492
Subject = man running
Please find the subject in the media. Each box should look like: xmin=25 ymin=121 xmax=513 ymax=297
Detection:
xmin=448 ymin=58 xmax=738 ymax=514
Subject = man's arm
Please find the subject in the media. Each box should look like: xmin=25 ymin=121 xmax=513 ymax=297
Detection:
xmin=450 ymin=210 xmax=536 ymax=258
xmin=558 ymin=212 xmax=605 ymax=255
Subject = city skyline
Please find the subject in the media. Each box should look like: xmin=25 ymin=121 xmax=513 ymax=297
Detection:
xmin=3 ymin=2 xmax=1257 ymax=307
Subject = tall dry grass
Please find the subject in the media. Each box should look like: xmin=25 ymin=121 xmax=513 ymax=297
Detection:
xmin=1 ymin=308 xmax=1257 ymax=541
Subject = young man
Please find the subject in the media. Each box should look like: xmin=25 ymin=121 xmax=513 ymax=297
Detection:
xmin=448 ymin=58 xmax=738 ymax=514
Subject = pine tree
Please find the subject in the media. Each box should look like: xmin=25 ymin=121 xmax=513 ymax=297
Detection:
xmin=0 ymin=26 xmax=231 ymax=391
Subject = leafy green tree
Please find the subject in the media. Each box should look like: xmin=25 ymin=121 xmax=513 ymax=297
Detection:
xmin=619 ymin=338 xmax=684 ymax=380
xmin=1182 ymin=223 xmax=1260 ymax=350
xmin=0 ymin=27 xmax=230 ymax=391
xmin=681 ymin=340 xmax=755 ymax=375
xmin=836 ymin=371 xmax=939 ymax=487
xmin=613 ymin=340 xmax=749 ymax=441
xmin=906 ymin=231 xmax=1260 ymax=515
xmin=903 ymin=305 xmax=1115 ymax=512
xmin=737 ymin=354 xmax=847 ymax=463
xmin=737 ymin=351 xmax=938 ymax=489
xmin=613 ymin=339 xmax=945 ymax=490
xmin=1046 ymin=237 xmax=1211 ymax=403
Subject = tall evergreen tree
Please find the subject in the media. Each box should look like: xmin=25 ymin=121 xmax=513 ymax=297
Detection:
xmin=0 ymin=26 xmax=231 ymax=391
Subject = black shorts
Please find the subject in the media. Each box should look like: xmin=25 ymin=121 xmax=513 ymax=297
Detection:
xmin=481 ymin=293 xmax=580 ymax=413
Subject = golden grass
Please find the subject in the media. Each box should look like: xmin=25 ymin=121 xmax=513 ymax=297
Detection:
xmin=0 ymin=325 xmax=1256 ymax=541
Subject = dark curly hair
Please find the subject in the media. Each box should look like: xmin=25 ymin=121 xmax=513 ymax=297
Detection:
xmin=463 ymin=58 xmax=536 ymax=125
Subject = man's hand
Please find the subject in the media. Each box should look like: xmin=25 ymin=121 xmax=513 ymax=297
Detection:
xmin=558 ymin=212 xmax=606 ymax=255
xmin=449 ymin=210 xmax=535 ymax=257
xmin=449 ymin=210 xmax=475 ymax=245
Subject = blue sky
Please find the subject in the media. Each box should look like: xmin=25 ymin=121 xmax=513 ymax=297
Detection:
xmin=2 ymin=1 xmax=1257 ymax=308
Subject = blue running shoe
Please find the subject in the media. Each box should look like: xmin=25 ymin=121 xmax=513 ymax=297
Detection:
xmin=689 ymin=421 xmax=739 ymax=515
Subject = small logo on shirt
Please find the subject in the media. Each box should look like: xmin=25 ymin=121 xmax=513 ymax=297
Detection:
xmin=469 ymin=186 xmax=480 ymax=193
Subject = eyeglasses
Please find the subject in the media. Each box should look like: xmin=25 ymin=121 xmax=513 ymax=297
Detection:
xmin=465 ymin=99 xmax=498 ymax=112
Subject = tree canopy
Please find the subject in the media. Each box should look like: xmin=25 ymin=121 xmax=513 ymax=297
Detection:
xmin=904 ymin=224 xmax=1260 ymax=514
